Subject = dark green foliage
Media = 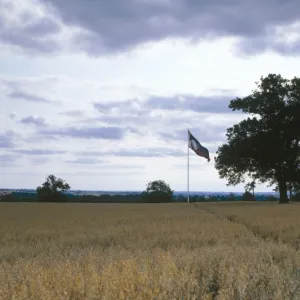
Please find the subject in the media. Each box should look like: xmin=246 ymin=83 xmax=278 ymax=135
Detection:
xmin=142 ymin=180 xmax=173 ymax=203
xmin=36 ymin=175 xmax=71 ymax=202
xmin=187 ymin=195 xmax=207 ymax=202
xmin=265 ymin=195 xmax=278 ymax=202
xmin=215 ymin=74 xmax=300 ymax=204
xmin=245 ymin=181 xmax=256 ymax=196
xmin=227 ymin=193 xmax=236 ymax=201
xmin=0 ymin=193 xmax=37 ymax=202
xmin=292 ymin=191 xmax=300 ymax=202
xmin=242 ymin=191 xmax=255 ymax=201
xmin=71 ymin=194 xmax=143 ymax=203
xmin=176 ymin=195 xmax=187 ymax=202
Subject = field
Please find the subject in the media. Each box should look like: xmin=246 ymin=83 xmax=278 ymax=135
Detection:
xmin=0 ymin=202 xmax=299 ymax=300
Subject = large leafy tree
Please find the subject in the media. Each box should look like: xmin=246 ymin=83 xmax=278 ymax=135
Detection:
xmin=142 ymin=180 xmax=173 ymax=203
xmin=37 ymin=174 xmax=71 ymax=202
xmin=215 ymin=74 xmax=300 ymax=204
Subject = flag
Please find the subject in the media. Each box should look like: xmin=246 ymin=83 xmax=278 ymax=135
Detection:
xmin=188 ymin=130 xmax=210 ymax=162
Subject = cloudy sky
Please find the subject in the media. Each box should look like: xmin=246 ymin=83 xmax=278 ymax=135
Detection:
xmin=0 ymin=0 xmax=300 ymax=192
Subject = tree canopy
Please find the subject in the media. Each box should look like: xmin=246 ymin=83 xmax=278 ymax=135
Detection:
xmin=37 ymin=174 xmax=71 ymax=202
xmin=142 ymin=180 xmax=173 ymax=203
xmin=215 ymin=74 xmax=300 ymax=203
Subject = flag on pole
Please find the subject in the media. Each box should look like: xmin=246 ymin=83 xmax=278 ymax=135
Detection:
xmin=188 ymin=130 xmax=210 ymax=162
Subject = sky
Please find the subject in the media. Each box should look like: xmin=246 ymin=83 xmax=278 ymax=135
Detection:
xmin=0 ymin=0 xmax=300 ymax=192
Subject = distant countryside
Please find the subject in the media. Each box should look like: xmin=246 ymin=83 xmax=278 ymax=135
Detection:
xmin=0 ymin=188 xmax=297 ymax=203
xmin=1 ymin=0 xmax=300 ymax=296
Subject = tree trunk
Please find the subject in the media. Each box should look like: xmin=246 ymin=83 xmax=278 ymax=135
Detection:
xmin=278 ymin=179 xmax=289 ymax=204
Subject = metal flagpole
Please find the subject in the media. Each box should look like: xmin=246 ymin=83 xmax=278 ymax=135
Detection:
xmin=187 ymin=129 xmax=190 ymax=203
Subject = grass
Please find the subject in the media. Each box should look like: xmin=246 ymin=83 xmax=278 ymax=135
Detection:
xmin=0 ymin=202 xmax=299 ymax=299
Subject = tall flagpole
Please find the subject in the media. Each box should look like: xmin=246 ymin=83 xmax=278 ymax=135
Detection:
xmin=187 ymin=129 xmax=190 ymax=203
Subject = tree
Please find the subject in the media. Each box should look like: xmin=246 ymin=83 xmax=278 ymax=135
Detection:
xmin=245 ymin=181 xmax=256 ymax=197
xmin=215 ymin=74 xmax=300 ymax=204
xmin=37 ymin=174 xmax=70 ymax=202
xmin=242 ymin=191 xmax=255 ymax=201
xmin=142 ymin=180 xmax=173 ymax=203
xmin=227 ymin=193 xmax=236 ymax=201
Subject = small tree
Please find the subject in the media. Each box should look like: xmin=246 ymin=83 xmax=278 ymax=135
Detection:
xmin=245 ymin=181 xmax=256 ymax=197
xmin=37 ymin=174 xmax=70 ymax=202
xmin=227 ymin=192 xmax=236 ymax=201
xmin=242 ymin=191 xmax=255 ymax=201
xmin=142 ymin=180 xmax=173 ymax=203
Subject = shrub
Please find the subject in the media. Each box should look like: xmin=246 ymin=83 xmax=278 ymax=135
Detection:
xmin=242 ymin=191 xmax=255 ymax=201
xmin=142 ymin=180 xmax=173 ymax=203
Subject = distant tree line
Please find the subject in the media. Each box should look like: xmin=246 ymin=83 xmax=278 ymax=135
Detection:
xmin=2 ymin=191 xmax=300 ymax=203
xmin=1 ymin=175 xmax=299 ymax=203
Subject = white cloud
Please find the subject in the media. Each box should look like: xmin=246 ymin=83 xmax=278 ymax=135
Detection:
xmin=1 ymin=1 xmax=299 ymax=192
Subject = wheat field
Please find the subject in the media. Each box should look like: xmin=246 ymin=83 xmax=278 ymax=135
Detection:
xmin=0 ymin=202 xmax=299 ymax=300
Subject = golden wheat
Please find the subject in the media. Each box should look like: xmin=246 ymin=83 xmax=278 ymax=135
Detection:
xmin=0 ymin=202 xmax=299 ymax=300
xmin=197 ymin=202 xmax=300 ymax=249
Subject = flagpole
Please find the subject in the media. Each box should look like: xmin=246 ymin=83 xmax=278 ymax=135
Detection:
xmin=187 ymin=129 xmax=190 ymax=203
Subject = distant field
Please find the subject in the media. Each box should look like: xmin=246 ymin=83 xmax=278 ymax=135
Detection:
xmin=0 ymin=202 xmax=299 ymax=300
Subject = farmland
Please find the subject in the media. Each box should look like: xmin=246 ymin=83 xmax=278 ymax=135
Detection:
xmin=0 ymin=202 xmax=299 ymax=299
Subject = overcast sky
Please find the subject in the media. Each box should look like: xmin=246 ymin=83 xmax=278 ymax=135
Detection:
xmin=0 ymin=0 xmax=300 ymax=192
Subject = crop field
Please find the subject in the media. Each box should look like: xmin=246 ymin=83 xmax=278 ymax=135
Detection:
xmin=0 ymin=202 xmax=299 ymax=300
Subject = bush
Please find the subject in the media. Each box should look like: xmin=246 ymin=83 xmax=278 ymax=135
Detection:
xmin=242 ymin=191 xmax=255 ymax=201
xmin=292 ymin=191 xmax=300 ymax=202
xmin=265 ymin=195 xmax=278 ymax=202
xmin=142 ymin=180 xmax=173 ymax=203
xmin=227 ymin=193 xmax=236 ymax=201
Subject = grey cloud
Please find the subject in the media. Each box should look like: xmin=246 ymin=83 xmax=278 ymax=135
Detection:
xmin=59 ymin=109 xmax=86 ymax=117
xmin=8 ymin=90 xmax=54 ymax=103
xmin=22 ymin=18 xmax=61 ymax=36
xmin=9 ymin=113 xmax=16 ymax=119
xmin=56 ymin=170 xmax=144 ymax=177
xmin=43 ymin=0 xmax=300 ymax=56
xmin=146 ymin=95 xmax=233 ymax=113
xmin=28 ymin=157 xmax=51 ymax=165
xmin=79 ymin=147 xmax=186 ymax=158
xmin=10 ymin=149 xmax=66 ymax=155
xmin=171 ymin=163 xmax=207 ymax=169
xmin=93 ymin=94 xmax=235 ymax=115
xmin=111 ymin=148 xmax=186 ymax=157
xmin=79 ymin=93 xmax=238 ymax=148
xmin=65 ymin=157 xmax=105 ymax=165
xmin=0 ymin=171 xmax=45 ymax=177
xmin=0 ymin=131 xmax=18 ymax=149
xmin=20 ymin=116 xmax=47 ymax=127
xmin=103 ymin=164 xmax=144 ymax=170
xmin=93 ymin=100 xmax=133 ymax=112
xmin=38 ymin=126 xmax=126 ymax=140
xmin=65 ymin=158 xmax=144 ymax=168
xmin=0 ymin=154 xmax=17 ymax=162
xmin=0 ymin=153 xmax=20 ymax=166
xmin=159 ymin=126 xmax=226 ymax=145
xmin=0 ymin=1 xmax=62 ymax=54
xmin=0 ymin=30 xmax=61 ymax=54
xmin=1 ymin=0 xmax=299 ymax=56
xmin=94 ymin=99 xmax=148 ymax=116
xmin=236 ymin=33 xmax=300 ymax=56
